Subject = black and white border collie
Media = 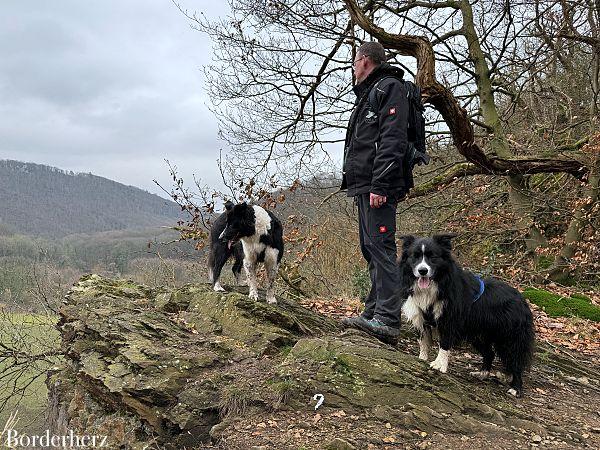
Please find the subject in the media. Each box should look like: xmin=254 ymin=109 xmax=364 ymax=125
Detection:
xmin=218 ymin=202 xmax=284 ymax=304
xmin=399 ymin=234 xmax=534 ymax=397
xmin=208 ymin=201 xmax=245 ymax=292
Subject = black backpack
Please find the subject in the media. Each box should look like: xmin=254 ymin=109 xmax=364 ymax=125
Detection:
xmin=368 ymin=77 xmax=430 ymax=190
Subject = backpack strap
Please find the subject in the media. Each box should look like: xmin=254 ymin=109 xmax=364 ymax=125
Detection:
xmin=345 ymin=76 xmax=388 ymax=151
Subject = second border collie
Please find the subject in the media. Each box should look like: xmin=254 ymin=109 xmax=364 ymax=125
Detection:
xmin=219 ymin=202 xmax=284 ymax=304
xmin=399 ymin=234 xmax=534 ymax=397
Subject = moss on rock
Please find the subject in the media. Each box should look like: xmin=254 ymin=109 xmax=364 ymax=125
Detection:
xmin=47 ymin=275 xmax=600 ymax=448
xmin=523 ymin=288 xmax=600 ymax=321
xmin=51 ymin=275 xmax=341 ymax=448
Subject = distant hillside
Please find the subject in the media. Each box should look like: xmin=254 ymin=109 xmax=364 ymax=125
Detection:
xmin=0 ymin=160 xmax=182 ymax=237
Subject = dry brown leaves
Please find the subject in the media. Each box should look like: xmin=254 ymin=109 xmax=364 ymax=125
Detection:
xmin=531 ymin=302 xmax=600 ymax=358
xmin=298 ymin=296 xmax=362 ymax=319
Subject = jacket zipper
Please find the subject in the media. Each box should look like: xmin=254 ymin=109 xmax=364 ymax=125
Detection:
xmin=379 ymin=161 xmax=395 ymax=177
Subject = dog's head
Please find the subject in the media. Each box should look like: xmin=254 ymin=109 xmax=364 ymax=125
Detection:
xmin=399 ymin=234 xmax=457 ymax=289
xmin=218 ymin=202 xmax=256 ymax=248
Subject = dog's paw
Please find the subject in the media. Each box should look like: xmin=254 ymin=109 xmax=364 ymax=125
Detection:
xmin=429 ymin=359 xmax=447 ymax=373
xmin=248 ymin=291 xmax=259 ymax=301
xmin=429 ymin=350 xmax=449 ymax=373
xmin=469 ymin=370 xmax=490 ymax=380
xmin=418 ymin=352 xmax=429 ymax=361
xmin=213 ymin=283 xmax=226 ymax=292
xmin=266 ymin=296 xmax=277 ymax=305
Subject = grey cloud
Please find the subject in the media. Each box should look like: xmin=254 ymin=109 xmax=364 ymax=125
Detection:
xmin=0 ymin=0 xmax=229 ymax=196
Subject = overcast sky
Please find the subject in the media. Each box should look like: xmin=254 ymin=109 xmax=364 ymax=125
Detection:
xmin=0 ymin=0 xmax=231 ymax=198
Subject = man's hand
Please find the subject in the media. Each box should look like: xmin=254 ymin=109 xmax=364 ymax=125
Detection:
xmin=370 ymin=193 xmax=387 ymax=208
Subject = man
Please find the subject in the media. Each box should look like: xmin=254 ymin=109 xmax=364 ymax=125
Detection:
xmin=341 ymin=42 xmax=408 ymax=345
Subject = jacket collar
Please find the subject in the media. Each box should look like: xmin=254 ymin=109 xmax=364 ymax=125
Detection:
xmin=353 ymin=63 xmax=405 ymax=98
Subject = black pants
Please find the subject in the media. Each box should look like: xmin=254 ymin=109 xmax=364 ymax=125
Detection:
xmin=356 ymin=193 xmax=401 ymax=327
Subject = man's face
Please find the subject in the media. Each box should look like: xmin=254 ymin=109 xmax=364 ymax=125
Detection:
xmin=353 ymin=53 xmax=369 ymax=83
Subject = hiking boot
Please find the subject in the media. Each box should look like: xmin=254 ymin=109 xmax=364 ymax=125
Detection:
xmin=341 ymin=314 xmax=373 ymax=329
xmin=354 ymin=317 xmax=400 ymax=345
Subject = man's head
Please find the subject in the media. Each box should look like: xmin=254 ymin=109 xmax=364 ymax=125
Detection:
xmin=353 ymin=42 xmax=386 ymax=83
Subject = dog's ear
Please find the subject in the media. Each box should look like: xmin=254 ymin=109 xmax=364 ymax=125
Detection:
xmin=399 ymin=235 xmax=416 ymax=251
xmin=433 ymin=233 xmax=458 ymax=251
xmin=224 ymin=201 xmax=234 ymax=211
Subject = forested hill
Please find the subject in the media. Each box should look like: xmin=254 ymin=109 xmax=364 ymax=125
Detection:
xmin=0 ymin=160 xmax=182 ymax=238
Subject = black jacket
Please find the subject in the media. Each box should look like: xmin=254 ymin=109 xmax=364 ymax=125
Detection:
xmin=341 ymin=63 xmax=408 ymax=199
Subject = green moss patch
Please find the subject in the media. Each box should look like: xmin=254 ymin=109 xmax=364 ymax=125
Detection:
xmin=523 ymin=288 xmax=600 ymax=322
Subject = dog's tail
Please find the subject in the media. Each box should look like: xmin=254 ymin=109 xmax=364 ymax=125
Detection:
xmin=508 ymin=309 xmax=535 ymax=373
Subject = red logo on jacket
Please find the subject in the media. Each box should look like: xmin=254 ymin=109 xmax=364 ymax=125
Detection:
xmin=379 ymin=225 xmax=388 ymax=233
xmin=389 ymin=107 xmax=396 ymax=115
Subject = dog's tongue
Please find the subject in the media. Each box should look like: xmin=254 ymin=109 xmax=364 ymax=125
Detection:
xmin=227 ymin=240 xmax=233 ymax=249
xmin=418 ymin=277 xmax=431 ymax=289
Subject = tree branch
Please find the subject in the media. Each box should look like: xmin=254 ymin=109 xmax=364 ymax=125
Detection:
xmin=343 ymin=0 xmax=589 ymax=179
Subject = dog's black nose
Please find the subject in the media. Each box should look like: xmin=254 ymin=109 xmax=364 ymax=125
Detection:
xmin=418 ymin=268 xmax=429 ymax=276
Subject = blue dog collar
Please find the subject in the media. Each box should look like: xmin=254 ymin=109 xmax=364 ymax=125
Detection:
xmin=473 ymin=276 xmax=485 ymax=303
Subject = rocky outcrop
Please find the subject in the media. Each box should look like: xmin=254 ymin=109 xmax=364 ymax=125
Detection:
xmin=47 ymin=275 xmax=600 ymax=449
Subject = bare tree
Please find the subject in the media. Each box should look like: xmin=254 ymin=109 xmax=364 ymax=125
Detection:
xmin=176 ymin=0 xmax=597 ymax=275
xmin=529 ymin=0 xmax=600 ymax=281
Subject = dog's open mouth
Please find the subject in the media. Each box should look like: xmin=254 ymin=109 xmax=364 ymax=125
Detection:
xmin=418 ymin=276 xmax=431 ymax=289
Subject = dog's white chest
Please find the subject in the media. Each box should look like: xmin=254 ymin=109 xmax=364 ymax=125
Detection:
xmin=241 ymin=239 xmax=266 ymax=256
xmin=401 ymin=283 xmax=441 ymax=331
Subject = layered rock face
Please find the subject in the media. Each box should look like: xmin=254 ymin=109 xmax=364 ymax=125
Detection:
xmin=47 ymin=275 xmax=599 ymax=449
